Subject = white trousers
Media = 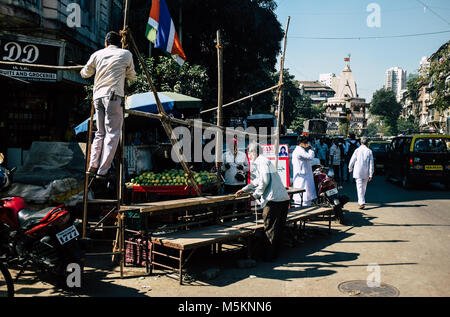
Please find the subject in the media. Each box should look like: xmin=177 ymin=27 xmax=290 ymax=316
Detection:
xmin=90 ymin=96 xmax=123 ymax=176
xmin=355 ymin=178 xmax=369 ymax=206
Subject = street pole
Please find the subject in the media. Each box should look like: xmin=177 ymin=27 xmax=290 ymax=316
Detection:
xmin=275 ymin=16 xmax=290 ymax=170
xmin=216 ymin=30 xmax=224 ymax=189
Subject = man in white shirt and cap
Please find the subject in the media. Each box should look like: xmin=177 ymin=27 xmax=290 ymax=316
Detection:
xmin=348 ymin=136 xmax=374 ymax=210
xmin=235 ymin=142 xmax=290 ymax=261
xmin=292 ymin=136 xmax=317 ymax=207
xmin=81 ymin=31 xmax=137 ymax=179
xmin=222 ymin=135 xmax=249 ymax=194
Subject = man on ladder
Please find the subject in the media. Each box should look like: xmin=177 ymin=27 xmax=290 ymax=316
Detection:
xmin=80 ymin=31 xmax=137 ymax=180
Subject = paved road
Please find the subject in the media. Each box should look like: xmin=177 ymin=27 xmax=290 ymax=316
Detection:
xmin=7 ymin=175 xmax=450 ymax=297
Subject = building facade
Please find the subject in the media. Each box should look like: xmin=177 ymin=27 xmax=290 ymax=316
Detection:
xmin=385 ymin=67 xmax=407 ymax=102
xmin=323 ymin=63 xmax=368 ymax=136
xmin=400 ymin=42 xmax=449 ymax=134
xmin=298 ymin=81 xmax=335 ymax=105
xmin=0 ymin=0 xmax=123 ymax=158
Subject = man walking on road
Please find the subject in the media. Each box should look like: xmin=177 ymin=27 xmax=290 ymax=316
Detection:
xmin=81 ymin=31 xmax=137 ymax=179
xmin=348 ymin=136 xmax=374 ymax=210
xmin=344 ymin=134 xmax=360 ymax=182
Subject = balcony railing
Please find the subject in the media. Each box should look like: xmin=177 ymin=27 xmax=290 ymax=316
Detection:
xmin=3 ymin=0 xmax=41 ymax=12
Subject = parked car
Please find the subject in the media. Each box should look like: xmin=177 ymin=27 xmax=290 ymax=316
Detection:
xmin=385 ymin=134 xmax=450 ymax=189
xmin=368 ymin=140 xmax=390 ymax=174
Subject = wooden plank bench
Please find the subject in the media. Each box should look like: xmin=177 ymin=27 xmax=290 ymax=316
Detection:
xmin=121 ymin=188 xmax=314 ymax=284
xmin=134 ymin=206 xmax=333 ymax=285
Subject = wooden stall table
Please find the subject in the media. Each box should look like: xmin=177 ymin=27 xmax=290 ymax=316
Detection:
xmin=120 ymin=188 xmax=313 ymax=284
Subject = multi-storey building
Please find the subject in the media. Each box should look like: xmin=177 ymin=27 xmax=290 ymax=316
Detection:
xmin=298 ymin=81 xmax=335 ymax=106
xmin=0 ymin=0 xmax=123 ymax=156
xmin=402 ymin=42 xmax=450 ymax=134
xmin=385 ymin=67 xmax=407 ymax=102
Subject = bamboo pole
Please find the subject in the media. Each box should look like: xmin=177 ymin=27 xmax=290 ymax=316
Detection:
xmin=275 ymin=16 xmax=290 ymax=169
xmin=215 ymin=30 xmax=224 ymax=187
xmin=200 ymin=84 xmax=282 ymax=114
xmin=82 ymin=102 xmax=95 ymax=239
xmin=0 ymin=61 xmax=82 ymax=70
xmin=123 ymin=0 xmax=130 ymax=29
xmin=124 ymin=109 xmax=274 ymax=139
xmin=126 ymin=29 xmax=202 ymax=197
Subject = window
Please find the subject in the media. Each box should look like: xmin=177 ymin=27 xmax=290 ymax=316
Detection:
xmin=413 ymin=138 xmax=450 ymax=153
xmin=80 ymin=0 xmax=97 ymax=31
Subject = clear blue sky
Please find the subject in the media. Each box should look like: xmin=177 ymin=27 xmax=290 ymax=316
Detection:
xmin=274 ymin=0 xmax=450 ymax=102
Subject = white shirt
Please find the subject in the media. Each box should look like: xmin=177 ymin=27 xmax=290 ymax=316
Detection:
xmin=81 ymin=45 xmax=137 ymax=100
xmin=292 ymin=146 xmax=317 ymax=203
xmin=221 ymin=151 xmax=249 ymax=185
xmin=348 ymin=145 xmax=374 ymax=179
xmin=242 ymin=155 xmax=290 ymax=208
xmin=329 ymin=144 xmax=341 ymax=166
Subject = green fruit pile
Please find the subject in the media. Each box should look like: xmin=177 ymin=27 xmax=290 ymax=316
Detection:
xmin=129 ymin=169 xmax=217 ymax=186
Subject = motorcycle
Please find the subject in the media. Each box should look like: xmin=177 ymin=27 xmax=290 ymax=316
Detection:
xmin=312 ymin=159 xmax=349 ymax=224
xmin=0 ymin=197 xmax=85 ymax=288
xmin=0 ymin=153 xmax=15 ymax=192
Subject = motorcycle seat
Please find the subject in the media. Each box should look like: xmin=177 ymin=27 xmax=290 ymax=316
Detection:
xmin=17 ymin=207 xmax=55 ymax=231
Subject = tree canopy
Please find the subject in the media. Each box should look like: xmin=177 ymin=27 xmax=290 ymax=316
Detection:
xmin=127 ymin=0 xmax=284 ymax=119
xmin=369 ymin=88 xmax=402 ymax=135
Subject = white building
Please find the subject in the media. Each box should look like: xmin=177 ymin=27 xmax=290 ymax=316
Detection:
xmin=319 ymin=73 xmax=335 ymax=87
xmin=419 ymin=56 xmax=430 ymax=77
xmin=320 ymin=73 xmax=341 ymax=93
xmin=385 ymin=67 xmax=407 ymax=102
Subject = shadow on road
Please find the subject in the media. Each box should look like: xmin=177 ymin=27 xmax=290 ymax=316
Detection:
xmin=341 ymin=175 xmax=449 ymax=206
xmin=9 ymin=260 xmax=149 ymax=297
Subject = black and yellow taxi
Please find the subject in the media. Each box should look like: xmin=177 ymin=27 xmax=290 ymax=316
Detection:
xmin=368 ymin=139 xmax=391 ymax=174
xmin=385 ymin=134 xmax=450 ymax=189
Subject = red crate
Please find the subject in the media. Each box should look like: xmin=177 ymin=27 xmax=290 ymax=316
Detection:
xmin=132 ymin=184 xmax=202 ymax=196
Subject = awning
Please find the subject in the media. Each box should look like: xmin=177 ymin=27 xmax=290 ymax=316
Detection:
xmin=75 ymin=91 xmax=202 ymax=135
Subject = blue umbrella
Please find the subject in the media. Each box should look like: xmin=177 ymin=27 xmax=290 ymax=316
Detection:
xmin=74 ymin=91 xmax=202 ymax=135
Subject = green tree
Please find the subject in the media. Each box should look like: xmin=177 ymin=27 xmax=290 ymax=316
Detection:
xmin=397 ymin=118 xmax=417 ymax=134
xmin=406 ymin=73 xmax=421 ymax=101
xmin=428 ymin=43 xmax=450 ymax=113
xmin=369 ymin=88 xmax=402 ymax=135
xmin=80 ymin=56 xmax=209 ymax=115
xmin=128 ymin=56 xmax=209 ymax=99
xmin=160 ymin=0 xmax=282 ymax=117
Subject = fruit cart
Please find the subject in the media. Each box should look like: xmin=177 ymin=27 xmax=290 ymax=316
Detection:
xmin=124 ymin=169 xmax=220 ymax=204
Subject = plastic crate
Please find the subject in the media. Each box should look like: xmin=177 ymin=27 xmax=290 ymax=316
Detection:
xmin=125 ymin=234 xmax=149 ymax=267
xmin=124 ymin=209 xmax=143 ymax=231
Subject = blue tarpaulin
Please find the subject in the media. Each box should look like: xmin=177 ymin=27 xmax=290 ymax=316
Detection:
xmin=75 ymin=91 xmax=201 ymax=135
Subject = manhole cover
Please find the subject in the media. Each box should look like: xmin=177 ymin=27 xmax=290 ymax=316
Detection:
xmin=338 ymin=280 xmax=400 ymax=297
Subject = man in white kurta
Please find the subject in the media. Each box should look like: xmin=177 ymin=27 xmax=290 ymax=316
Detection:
xmin=348 ymin=136 xmax=374 ymax=209
xmin=292 ymin=137 xmax=317 ymax=207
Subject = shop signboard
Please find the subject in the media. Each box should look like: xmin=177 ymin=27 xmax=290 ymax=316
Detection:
xmin=0 ymin=36 xmax=61 ymax=82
